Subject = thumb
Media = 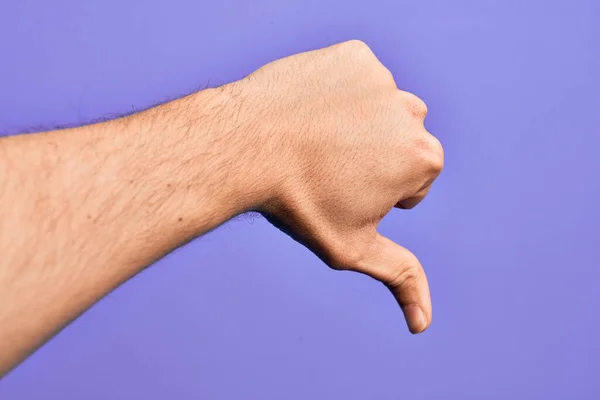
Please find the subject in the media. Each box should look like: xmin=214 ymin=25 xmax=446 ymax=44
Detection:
xmin=353 ymin=233 xmax=432 ymax=334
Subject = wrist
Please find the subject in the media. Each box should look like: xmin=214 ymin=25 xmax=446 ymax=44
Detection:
xmin=162 ymin=83 xmax=277 ymax=232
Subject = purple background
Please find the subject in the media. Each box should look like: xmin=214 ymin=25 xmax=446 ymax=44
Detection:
xmin=1 ymin=0 xmax=599 ymax=398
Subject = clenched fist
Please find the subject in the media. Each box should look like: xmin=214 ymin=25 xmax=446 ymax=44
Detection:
xmin=231 ymin=40 xmax=444 ymax=333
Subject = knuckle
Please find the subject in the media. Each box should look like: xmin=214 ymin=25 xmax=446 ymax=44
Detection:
xmin=385 ymin=257 xmax=422 ymax=290
xmin=337 ymin=40 xmax=395 ymax=87
xmin=412 ymin=131 xmax=444 ymax=175
xmin=378 ymin=66 xmax=396 ymax=86
xmin=425 ymin=135 xmax=444 ymax=174
xmin=343 ymin=39 xmax=372 ymax=54
xmin=337 ymin=40 xmax=376 ymax=65
xmin=401 ymin=92 xmax=428 ymax=119
xmin=429 ymin=155 xmax=444 ymax=176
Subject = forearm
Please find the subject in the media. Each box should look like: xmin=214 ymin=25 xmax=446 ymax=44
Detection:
xmin=0 ymin=40 xmax=443 ymax=378
xmin=0 ymin=85 xmax=260 ymax=375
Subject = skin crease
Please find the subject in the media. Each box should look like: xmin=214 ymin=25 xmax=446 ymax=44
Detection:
xmin=0 ymin=40 xmax=443 ymax=377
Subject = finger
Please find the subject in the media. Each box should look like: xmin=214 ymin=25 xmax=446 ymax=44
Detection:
xmin=353 ymin=233 xmax=431 ymax=333
xmin=395 ymin=185 xmax=430 ymax=210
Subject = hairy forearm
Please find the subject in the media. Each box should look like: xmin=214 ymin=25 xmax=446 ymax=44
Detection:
xmin=0 ymin=40 xmax=443 ymax=378
xmin=0 ymin=85 xmax=261 ymax=375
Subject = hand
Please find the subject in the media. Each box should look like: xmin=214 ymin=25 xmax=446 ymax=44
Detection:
xmin=235 ymin=40 xmax=444 ymax=333
xmin=0 ymin=39 xmax=442 ymax=374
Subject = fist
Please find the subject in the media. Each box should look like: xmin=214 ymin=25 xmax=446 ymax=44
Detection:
xmin=237 ymin=40 xmax=443 ymax=333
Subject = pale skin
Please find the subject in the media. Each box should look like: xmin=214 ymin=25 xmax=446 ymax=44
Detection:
xmin=0 ymin=40 xmax=443 ymax=377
